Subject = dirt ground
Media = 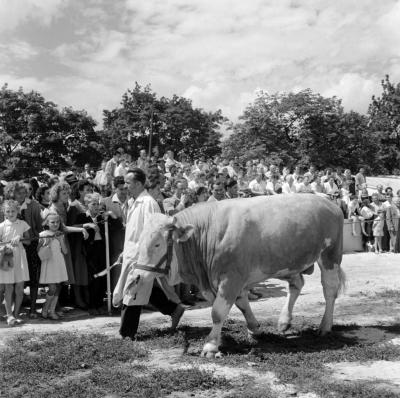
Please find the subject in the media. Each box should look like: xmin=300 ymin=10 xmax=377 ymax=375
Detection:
xmin=1 ymin=252 xmax=400 ymax=395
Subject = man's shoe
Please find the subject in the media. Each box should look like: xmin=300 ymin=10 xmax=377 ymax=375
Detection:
xmin=171 ymin=304 xmax=185 ymax=331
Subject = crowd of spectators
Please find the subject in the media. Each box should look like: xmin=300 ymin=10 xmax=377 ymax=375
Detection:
xmin=1 ymin=147 xmax=399 ymax=326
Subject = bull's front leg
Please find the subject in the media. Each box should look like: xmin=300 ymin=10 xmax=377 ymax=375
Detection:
xmin=201 ymin=276 xmax=241 ymax=359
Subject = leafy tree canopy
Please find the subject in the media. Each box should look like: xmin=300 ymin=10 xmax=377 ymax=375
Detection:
xmin=99 ymin=83 xmax=225 ymax=159
xmin=222 ymin=89 xmax=374 ymax=172
xmin=0 ymin=84 xmax=101 ymax=179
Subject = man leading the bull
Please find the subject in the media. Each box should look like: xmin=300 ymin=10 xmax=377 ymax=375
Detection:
xmin=113 ymin=168 xmax=185 ymax=340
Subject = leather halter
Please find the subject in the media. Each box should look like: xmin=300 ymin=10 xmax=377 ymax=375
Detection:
xmin=134 ymin=229 xmax=174 ymax=276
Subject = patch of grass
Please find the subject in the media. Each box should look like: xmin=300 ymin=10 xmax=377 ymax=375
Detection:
xmin=312 ymin=380 xmax=400 ymax=398
xmin=0 ymin=332 xmax=232 ymax=398
xmin=2 ymin=365 xmax=232 ymax=398
xmin=90 ymin=366 xmax=231 ymax=397
xmin=0 ymin=331 xmax=148 ymax=375
xmin=373 ymin=289 xmax=400 ymax=302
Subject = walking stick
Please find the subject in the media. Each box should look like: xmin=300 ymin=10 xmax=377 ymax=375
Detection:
xmin=104 ymin=217 xmax=112 ymax=315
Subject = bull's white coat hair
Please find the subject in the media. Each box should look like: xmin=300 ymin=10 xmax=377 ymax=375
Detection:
xmin=133 ymin=194 xmax=345 ymax=357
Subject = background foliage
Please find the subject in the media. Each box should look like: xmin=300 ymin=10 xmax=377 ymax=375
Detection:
xmin=1 ymin=76 xmax=400 ymax=179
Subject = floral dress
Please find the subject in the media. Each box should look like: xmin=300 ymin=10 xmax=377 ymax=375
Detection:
xmin=0 ymin=219 xmax=30 ymax=284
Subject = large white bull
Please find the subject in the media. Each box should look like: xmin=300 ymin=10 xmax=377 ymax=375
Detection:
xmin=125 ymin=194 xmax=345 ymax=358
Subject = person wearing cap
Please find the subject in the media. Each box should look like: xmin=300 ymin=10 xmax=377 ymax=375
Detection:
xmin=64 ymin=171 xmax=78 ymax=186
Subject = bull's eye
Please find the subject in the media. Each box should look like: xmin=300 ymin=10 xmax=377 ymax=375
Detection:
xmin=155 ymin=244 xmax=160 ymax=248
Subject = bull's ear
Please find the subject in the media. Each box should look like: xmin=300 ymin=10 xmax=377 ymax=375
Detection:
xmin=176 ymin=225 xmax=194 ymax=242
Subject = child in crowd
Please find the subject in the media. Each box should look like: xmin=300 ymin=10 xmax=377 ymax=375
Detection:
xmin=0 ymin=200 xmax=31 ymax=326
xmin=371 ymin=193 xmax=385 ymax=254
xmin=384 ymin=192 xmax=399 ymax=253
xmin=348 ymin=194 xmax=363 ymax=236
xmin=359 ymin=198 xmax=375 ymax=251
xmin=38 ymin=212 xmax=68 ymax=320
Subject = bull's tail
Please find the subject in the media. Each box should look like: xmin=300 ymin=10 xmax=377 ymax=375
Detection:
xmin=338 ymin=267 xmax=346 ymax=296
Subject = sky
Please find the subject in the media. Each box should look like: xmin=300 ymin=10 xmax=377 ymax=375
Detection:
xmin=1 ymin=0 xmax=400 ymax=129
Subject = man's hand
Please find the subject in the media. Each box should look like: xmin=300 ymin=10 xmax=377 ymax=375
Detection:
xmin=83 ymin=223 xmax=96 ymax=230
xmin=81 ymin=229 xmax=89 ymax=240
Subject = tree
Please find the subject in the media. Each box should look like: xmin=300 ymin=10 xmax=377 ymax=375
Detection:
xmin=222 ymin=89 xmax=374 ymax=172
xmin=99 ymin=83 xmax=225 ymax=159
xmin=368 ymin=75 xmax=400 ymax=174
xmin=0 ymin=84 xmax=101 ymax=179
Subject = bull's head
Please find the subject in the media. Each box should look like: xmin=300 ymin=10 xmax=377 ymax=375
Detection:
xmin=123 ymin=214 xmax=194 ymax=305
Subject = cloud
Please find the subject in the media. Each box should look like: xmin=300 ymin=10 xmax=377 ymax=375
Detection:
xmin=323 ymin=73 xmax=381 ymax=113
xmin=0 ymin=40 xmax=38 ymax=61
xmin=0 ymin=0 xmax=68 ymax=32
xmin=1 ymin=0 xmax=400 ymax=128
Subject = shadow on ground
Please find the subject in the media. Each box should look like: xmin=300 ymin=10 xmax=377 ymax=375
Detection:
xmin=137 ymin=320 xmax=400 ymax=357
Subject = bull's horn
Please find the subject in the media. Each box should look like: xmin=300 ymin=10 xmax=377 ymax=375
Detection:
xmin=167 ymin=216 xmax=178 ymax=228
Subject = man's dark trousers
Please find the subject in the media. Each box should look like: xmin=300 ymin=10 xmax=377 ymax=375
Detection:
xmin=120 ymin=284 xmax=178 ymax=339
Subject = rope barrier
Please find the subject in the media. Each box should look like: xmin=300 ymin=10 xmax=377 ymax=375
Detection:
xmin=0 ymin=234 xmax=64 ymax=246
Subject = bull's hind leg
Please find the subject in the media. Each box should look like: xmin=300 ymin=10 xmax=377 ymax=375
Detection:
xmin=278 ymin=274 xmax=305 ymax=332
xmin=235 ymin=292 xmax=262 ymax=337
xmin=201 ymin=276 xmax=242 ymax=359
xmin=317 ymin=248 xmax=344 ymax=335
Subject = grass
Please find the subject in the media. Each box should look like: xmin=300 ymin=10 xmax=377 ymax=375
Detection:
xmin=2 ymin=319 xmax=400 ymax=397
xmin=0 ymin=331 xmax=148 ymax=375
xmin=0 ymin=331 xmax=232 ymax=398
xmin=136 ymin=318 xmax=400 ymax=398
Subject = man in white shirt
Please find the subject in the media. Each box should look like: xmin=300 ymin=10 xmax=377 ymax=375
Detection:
xmin=324 ymin=176 xmax=339 ymax=196
xmin=249 ymin=173 xmax=274 ymax=196
xmin=114 ymin=158 xmax=128 ymax=177
xmin=105 ymin=151 xmax=121 ymax=181
xmin=113 ymin=168 xmax=184 ymax=340
xmin=164 ymin=150 xmax=180 ymax=173
xmin=282 ymin=174 xmax=297 ymax=194
xmin=188 ymin=171 xmax=205 ymax=191
xmin=207 ymin=181 xmax=226 ymax=202
xmin=137 ymin=149 xmax=150 ymax=173
xmin=93 ymin=160 xmax=110 ymax=189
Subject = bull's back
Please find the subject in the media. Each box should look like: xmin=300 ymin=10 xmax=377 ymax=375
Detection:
xmin=178 ymin=194 xmax=343 ymax=279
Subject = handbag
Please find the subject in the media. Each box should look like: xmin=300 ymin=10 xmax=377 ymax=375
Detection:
xmin=38 ymin=240 xmax=52 ymax=261
xmin=0 ymin=245 xmax=14 ymax=271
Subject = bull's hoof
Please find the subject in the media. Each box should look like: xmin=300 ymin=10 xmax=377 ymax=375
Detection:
xmin=247 ymin=327 xmax=263 ymax=340
xmin=200 ymin=350 xmax=222 ymax=359
xmin=200 ymin=342 xmax=221 ymax=359
xmin=277 ymin=322 xmax=291 ymax=333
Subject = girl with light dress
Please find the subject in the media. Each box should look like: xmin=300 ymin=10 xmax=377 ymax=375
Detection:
xmin=0 ymin=200 xmax=30 ymax=326
xmin=38 ymin=212 xmax=68 ymax=320
xmin=370 ymin=193 xmax=385 ymax=254
xmin=347 ymin=194 xmax=364 ymax=236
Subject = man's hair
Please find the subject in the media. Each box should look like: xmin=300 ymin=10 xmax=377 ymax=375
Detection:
xmin=173 ymin=178 xmax=187 ymax=189
xmin=71 ymin=180 xmax=92 ymax=200
xmin=225 ymin=178 xmax=237 ymax=189
xmin=113 ymin=176 xmax=125 ymax=188
xmin=127 ymin=168 xmax=146 ymax=185
xmin=195 ymin=186 xmax=208 ymax=196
